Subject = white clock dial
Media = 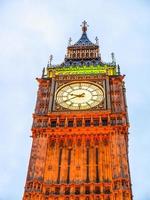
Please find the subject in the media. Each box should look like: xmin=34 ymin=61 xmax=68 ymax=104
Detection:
xmin=56 ymin=81 xmax=104 ymax=110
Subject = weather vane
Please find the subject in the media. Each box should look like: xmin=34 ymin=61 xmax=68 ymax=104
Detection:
xmin=81 ymin=20 xmax=89 ymax=32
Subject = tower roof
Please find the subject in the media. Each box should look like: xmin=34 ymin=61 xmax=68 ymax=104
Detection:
xmin=74 ymin=32 xmax=94 ymax=46
xmin=70 ymin=20 xmax=97 ymax=47
xmin=63 ymin=21 xmax=101 ymax=66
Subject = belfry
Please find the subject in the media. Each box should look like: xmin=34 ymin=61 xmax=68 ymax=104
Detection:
xmin=23 ymin=21 xmax=133 ymax=200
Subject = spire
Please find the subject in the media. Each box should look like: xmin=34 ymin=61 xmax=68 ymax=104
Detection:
xmin=74 ymin=21 xmax=94 ymax=46
xmin=65 ymin=21 xmax=101 ymax=65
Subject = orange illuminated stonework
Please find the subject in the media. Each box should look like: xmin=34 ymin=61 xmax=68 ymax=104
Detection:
xmin=23 ymin=22 xmax=132 ymax=200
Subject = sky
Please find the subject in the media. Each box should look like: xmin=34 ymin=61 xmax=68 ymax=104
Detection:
xmin=0 ymin=0 xmax=150 ymax=199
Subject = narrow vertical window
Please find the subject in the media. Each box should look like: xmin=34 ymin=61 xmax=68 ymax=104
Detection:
xmin=96 ymin=148 xmax=99 ymax=182
xmin=57 ymin=148 xmax=63 ymax=184
xmin=86 ymin=148 xmax=89 ymax=182
xmin=67 ymin=149 xmax=71 ymax=183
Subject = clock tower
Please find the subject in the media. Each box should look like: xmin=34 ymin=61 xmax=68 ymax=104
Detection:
xmin=23 ymin=21 xmax=133 ymax=200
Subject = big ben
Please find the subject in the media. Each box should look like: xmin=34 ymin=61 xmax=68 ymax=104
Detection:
xmin=23 ymin=21 xmax=133 ymax=200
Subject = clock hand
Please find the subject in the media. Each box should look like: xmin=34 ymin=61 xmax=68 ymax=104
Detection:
xmin=62 ymin=93 xmax=85 ymax=103
xmin=70 ymin=93 xmax=85 ymax=97
xmin=78 ymin=93 xmax=85 ymax=97
xmin=63 ymin=95 xmax=79 ymax=103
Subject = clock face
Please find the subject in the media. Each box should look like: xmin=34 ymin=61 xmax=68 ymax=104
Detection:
xmin=56 ymin=81 xmax=104 ymax=110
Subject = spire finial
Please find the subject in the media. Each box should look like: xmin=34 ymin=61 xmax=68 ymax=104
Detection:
xmin=118 ymin=65 xmax=120 ymax=75
xmin=111 ymin=52 xmax=116 ymax=65
xmin=68 ymin=37 xmax=72 ymax=46
xmin=81 ymin=20 xmax=89 ymax=32
xmin=42 ymin=67 xmax=45 ymax=78
xmin=95 ymin=36 xmax=99 ymax=45
xmin=48 ymin=54 xmax=53 ymax=67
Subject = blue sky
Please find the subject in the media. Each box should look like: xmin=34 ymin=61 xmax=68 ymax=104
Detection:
xmin=0 ymin=0 xmax=150 ymax=199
